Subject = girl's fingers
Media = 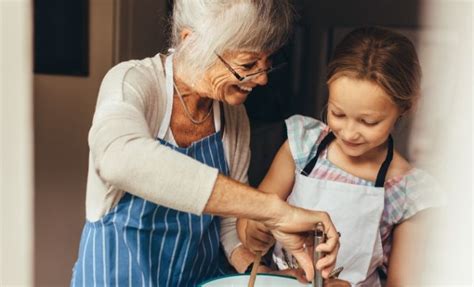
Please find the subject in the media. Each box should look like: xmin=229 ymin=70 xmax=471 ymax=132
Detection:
xmin=275 ymin=268 xmax=309 ymax=284
xmin=247 ymin=234 xmax=275 ymax=252
xmin=246 ymin=239 xmax=268 ymax=252
xmin=252 ymin=229 xmax=274 ymax=243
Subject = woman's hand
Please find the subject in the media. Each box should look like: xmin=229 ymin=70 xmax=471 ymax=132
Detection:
xmin=206 ymin=176 xmax=340 ymax=281
xmin=262 ymin=202 xmax=340 ymax=281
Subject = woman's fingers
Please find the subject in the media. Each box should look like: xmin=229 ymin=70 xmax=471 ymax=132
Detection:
xmin=286 ymin=243 xmax=314 ymax=281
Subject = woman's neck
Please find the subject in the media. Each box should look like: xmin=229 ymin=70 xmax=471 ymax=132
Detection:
xmin=173 ymin=75 xmax=213 ymax=115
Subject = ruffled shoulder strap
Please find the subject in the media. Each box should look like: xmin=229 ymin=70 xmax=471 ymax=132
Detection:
xmin=285 ymin=115 xmax=329 ymax=171
xmin=385 ymin=168 xmax=446 ymax=223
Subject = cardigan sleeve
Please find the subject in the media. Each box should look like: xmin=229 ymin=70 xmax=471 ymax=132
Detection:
xmin=88 ymin=60 xmax=218 ymax=217
xmin=219 ymin=104 xmax=251 ymax=259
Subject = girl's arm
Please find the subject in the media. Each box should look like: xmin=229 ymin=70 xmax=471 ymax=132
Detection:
xmin=259 ymin=140 xmax=296 ymax=199
xmin=386 ymin=210 xmax=435 ymax=286
xmin=237 ymin=140 xmax=297 ymax=251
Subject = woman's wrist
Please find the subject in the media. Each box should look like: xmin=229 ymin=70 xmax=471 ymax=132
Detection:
xmin=259 ymin=193 xmax=288 ymax=230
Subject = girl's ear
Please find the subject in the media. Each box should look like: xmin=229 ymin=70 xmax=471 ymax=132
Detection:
xmin=399 ymin=106 xmax=410 ymax=117
xmin=320 ymin=103 xmax=329 ymax=124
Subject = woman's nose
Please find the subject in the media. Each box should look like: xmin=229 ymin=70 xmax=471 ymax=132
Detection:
xmin=250 ymin=57 xmax=271 ymax=86
xmin=252 ymin=72 xmax=268 ymax=86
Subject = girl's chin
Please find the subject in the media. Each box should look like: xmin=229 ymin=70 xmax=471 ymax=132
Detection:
xmin=341 ymin=149 xmax=364 ymax=158
xmin=337 ymin=142 xmax=366 ymax=157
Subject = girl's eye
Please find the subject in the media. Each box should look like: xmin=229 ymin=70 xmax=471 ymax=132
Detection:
xmin=331 ymin=111 xmax=345 ymax=118
xmin=361 ymin=119 xmax=379 ymax=126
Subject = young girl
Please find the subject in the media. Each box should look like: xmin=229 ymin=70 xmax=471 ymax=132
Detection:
xmin=237 ymin=26 xmax=443 ymax=286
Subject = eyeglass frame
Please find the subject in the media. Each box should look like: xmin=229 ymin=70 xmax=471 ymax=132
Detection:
xmin=214 ymin=51 xmax=287 ymax=82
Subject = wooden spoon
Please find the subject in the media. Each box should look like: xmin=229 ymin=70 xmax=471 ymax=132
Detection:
xmin=247 ymin=251 xmax=262 ymax=287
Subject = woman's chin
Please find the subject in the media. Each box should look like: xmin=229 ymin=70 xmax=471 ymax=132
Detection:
xmin=224 ymin=93 xmax=249 ymax=105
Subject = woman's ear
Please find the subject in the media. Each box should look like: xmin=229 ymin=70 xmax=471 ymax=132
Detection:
xmin=180 ymin=28 xmax=192 ymax=41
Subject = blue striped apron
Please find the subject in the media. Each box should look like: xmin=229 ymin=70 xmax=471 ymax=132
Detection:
xmin=71 ymin=54 xmax=234 ymax=287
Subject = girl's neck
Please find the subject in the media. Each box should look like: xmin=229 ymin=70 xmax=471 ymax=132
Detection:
xmin=336 ymin=139 xmax=389 ymax=166
xmin=327 ymin=139 xmax=391 ymax=183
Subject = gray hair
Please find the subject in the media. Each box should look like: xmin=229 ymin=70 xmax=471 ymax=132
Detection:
xmin=170 ymin=0 xmax=294 ymax=84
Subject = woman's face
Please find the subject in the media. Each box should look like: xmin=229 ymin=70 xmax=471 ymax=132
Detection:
xmin=200 ymin=51 xmax=271 ymax=105
xmin=327 ymin=76 xmax=401 ymax=158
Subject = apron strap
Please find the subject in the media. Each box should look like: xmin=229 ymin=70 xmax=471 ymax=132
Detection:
xmin=301 ymin=132 xmax=394 ymax=188
xmin=301 ymin=132 xmax=335 ymax=176
xmin=374 ymin=135 xmax=393 ymax=187
xmin=157 ymin=54 xmax=175 ymax=139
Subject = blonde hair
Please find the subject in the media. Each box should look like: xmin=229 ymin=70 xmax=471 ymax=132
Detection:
xmin=171 ymin=0 xmax=294 ymax=84
xmin=327 ymin=27 xmax=422 ymax=113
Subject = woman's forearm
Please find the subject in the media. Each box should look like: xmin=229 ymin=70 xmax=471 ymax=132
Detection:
xmin=204 ymin=174 xmax=285 ymax=222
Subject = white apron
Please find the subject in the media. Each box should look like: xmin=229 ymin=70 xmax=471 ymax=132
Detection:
xmin=273 ymin=132 xmax=393 ymax=286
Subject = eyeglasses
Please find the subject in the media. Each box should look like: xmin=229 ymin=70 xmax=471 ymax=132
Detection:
xmin=214 ymin=52 xmax=287 ymax=82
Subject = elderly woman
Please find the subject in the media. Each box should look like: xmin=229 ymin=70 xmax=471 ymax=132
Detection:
xmin=70 ymin=1 xmax=339 ymax=286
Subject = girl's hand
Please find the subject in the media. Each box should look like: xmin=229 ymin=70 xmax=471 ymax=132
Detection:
xmin=237 ymin=218 xmax=275 ymax=254
xmin=256 ymin=265 xmax=309 ymax=284
xmin=236 ymin=218 xmax=248 ymax=245
xmin=243 ymin=219 xmax=275 ymax=253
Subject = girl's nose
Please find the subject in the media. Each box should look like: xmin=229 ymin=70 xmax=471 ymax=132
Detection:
xmin=342 ymin=122 xmax=360 ymax=141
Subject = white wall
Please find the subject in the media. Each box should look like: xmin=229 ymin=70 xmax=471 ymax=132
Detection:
xmin=33 ymin=1 xmax=115 ymax=285
xmin=413 ymin=0 xmax=473 ymax=284
xmin=0 ymin=0 xmax=34 ymax=286
xmin=33 ymin=1 xmax=168 ymax=285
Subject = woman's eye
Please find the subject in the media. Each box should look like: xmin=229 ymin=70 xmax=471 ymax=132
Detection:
xmin=241 ymin=62 xmax=257 ymax=70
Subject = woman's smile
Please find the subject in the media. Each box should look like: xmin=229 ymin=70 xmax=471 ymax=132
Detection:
xmin=236 ymin=84 xmax=253 ymax=93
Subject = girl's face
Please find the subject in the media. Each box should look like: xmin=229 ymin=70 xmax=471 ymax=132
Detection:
xmin=200 ymin=51 xmax=271 ymax=105
xmin=327 ymin=76 xmax=401 ymax=158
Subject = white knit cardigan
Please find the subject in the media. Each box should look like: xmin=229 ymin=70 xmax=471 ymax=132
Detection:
xmin=85 ymin=53 xmax=250 ymax=258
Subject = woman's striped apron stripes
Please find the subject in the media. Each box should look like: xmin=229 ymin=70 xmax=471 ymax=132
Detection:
xmin=70 ymin=130 xmax=234 ymax=286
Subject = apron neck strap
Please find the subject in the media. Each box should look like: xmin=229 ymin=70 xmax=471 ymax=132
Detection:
xmin=301 ymin=132 xmax=394 ymax=188
xmin=374 ymin=135 xmax=393 ymax=187
xmin=157 ymin=54 xmax=175 ymax=139
xmin=302 ymin=132 xmax=335 ymax=176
